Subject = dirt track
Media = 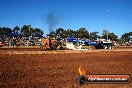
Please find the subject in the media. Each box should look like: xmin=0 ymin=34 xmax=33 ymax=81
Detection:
xmin=0 ymin=47 xmax=132 ymax=88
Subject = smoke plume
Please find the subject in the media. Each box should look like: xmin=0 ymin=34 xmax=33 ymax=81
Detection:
xmin=46 ymin=13 xmax=59 ymax=33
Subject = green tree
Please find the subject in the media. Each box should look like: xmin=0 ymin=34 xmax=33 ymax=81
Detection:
xmin=55 ymin=28 xmax=67 ymax=38
xmin=55 ymin=28 xmax=64 ymax=34
xmin=34 ymin=28 xmax=44 ymax=38
xmin=0 ymin=27 xmax=4 ymax=35
xmin=76 ymin=28 xmax=89 ymax=39
xmin=102 ymin=30 xmax=118 ymax=41
xmin=89 ymin=32 xmax=99 ymax=40
xmin=13 ymin=26 xmax=20 ymax=34
xmin=48 ymin=31 xmax=56 ymax=39
xmin=109 ymin=32 xmax=118 ymax=41
xmin=31 ymin=28 xmax=36 ymax=37
xmin=21 ymin=25 xmax=30 ymax=37
xmin=66 ymin=28 xmax=75 ymax=36
xmin=121 ymin=32 xmax=132 ymax=42
xmin=117 ymin=38 xmax=125 ymax=45
xmin=0 ymin=27 xmax=12 ymax=36
xmin=102 ymin=29 xmax=110 ymax=39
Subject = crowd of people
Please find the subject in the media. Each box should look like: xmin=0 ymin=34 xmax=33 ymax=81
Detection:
xmin=0 ymin=35 xmax=41 ymax=47
xmin=0 ymin=34 xmax=132 ymax=47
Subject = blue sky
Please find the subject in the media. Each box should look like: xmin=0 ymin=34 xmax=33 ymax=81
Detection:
xmin=0 ymin=0 xmax=132 ymax=37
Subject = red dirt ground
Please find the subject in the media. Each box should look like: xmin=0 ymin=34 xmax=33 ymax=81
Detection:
xmin=0 ymin=47 xmax=132 ymax=88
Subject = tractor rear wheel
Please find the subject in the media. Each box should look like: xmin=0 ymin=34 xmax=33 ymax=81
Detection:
xmin=53 ymin=42 xmax=62 ymax=50
xmin=41 ymin=45 xmax=47 ymax=51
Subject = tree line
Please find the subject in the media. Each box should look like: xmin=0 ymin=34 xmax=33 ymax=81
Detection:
xmin=0 ymin=25 xmax=132 ymax=43
xmin=47 ymin=28 xmax=132 ymax=43
xmin=0 ymin=25 xmax=43 ymax=38
xmin=48 ymin=28 xmax=122 ymax=42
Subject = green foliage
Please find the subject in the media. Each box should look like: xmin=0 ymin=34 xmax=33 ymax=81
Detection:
xmin=102 ymin=30 xmax=118 ymax=41
xmin=0 ymin=27 xmax=12 ymax=35
xmin=55 ymin=28 xmax=67 ymax=38
xmin=109 ymin=32 xmax=118 ymax=41
xmin=121 ymin=32 xmax=132 ymax=42
xmin=89 ymin=32 xmax=99 ymax=40
xmin=13 ymin=26 xmax=20 ymax=34
xmin=21 ymin=25 xmax=31 ymax=37
xmin=0 ymin=24 xmax=131 ymax=43
xmin=0 ymin=25 xmax=44 ymax=38
xmin=48 ymin=31 xmax=56 ymax=39
xmin=20 ymin=25 xmax=44 ymax=38
xmin=66 ymin=28 xmax=76 ymax=37
xmin=76 ymin=28 xmax=89 ymax=39
xmin=48 ymin=28 xmax=90 ymax=39
xmin=33 ymin=28 xmax=44 ymax=37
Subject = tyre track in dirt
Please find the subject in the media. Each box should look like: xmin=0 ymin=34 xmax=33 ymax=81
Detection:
xmin=0 ymin=48 xmax=132 ymax=88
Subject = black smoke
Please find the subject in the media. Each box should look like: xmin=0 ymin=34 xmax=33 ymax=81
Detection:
xmin=46 ymin=13 xmax=59 ymax=33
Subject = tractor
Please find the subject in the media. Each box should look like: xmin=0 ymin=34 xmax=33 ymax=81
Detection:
xmin=41 ymin=38 xmax=63 ymax=50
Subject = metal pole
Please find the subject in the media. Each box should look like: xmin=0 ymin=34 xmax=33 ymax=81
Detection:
xmin=106 ymin=33 xmax=108 ymax=40
xmin=28 ymin=25 xmax=31 ymax=36
xmin=28 ymin=25 xmax=31 ymax=37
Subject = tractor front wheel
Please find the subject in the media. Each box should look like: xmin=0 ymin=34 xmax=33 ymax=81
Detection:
xmin=53 ymin=42 xmax=62 ymax=50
